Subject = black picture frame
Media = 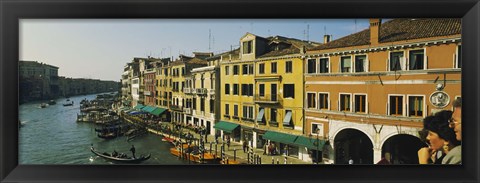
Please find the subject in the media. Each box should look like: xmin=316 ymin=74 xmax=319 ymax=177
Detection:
xmin=1 ymin=0 xmax=479 ymax=182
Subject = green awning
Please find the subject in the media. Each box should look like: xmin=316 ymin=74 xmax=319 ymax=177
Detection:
xmin=263 ymin=131 xmax=297 ymax=145
xmin=142 ymin=106 xmax=156 ymax=113
xmin=135 ymin=104 xmax=145 ymax=110
xmin=213 ymin=121 xmax=239 ymax=133
xmin=150 ymin=107 xmax=167 ymax=116
xmin=294 ymin=136 xmax=325 ymax=150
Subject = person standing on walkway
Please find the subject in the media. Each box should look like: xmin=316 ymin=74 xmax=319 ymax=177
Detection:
xmin=348 ymin=157 xmax=354 ymax=164
xmin=243 ymin=141 xmax=248 ymax=153
xmin=130 ymin=145 xmax=136 ymax=159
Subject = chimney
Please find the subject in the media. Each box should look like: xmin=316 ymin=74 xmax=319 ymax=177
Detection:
xmin=369 ymin=19 xmax=382 ymax=45
xmin=323 ymin=35 xmax=331 ymax=43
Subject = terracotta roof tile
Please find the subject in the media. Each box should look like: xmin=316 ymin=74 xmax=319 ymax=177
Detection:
xmin=309 ymin=18 xmax=461 ymax=51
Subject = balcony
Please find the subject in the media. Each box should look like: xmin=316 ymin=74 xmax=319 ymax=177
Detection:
xmin=183 ymin=88 xmax=192 ymax=94
xmin=269 ymin=120 xmax=279 ymax=127
xmin=170 ymin=105 xmax=183 ymax=111
xmin=241 ymin=117 xmax=255 ymax=122
xmin=254 ymin=94 xmax=282 ymax=104
xmin=183 ymin=108 xmax=192 ymax=115
xmin=196 ymin=88 xmax=207 ymax=95
xmin=144 ymin=91 xmax=152 ymax=96
xmin=223 ymin=114 xmax=231 ymax=119
xmin=209 ymin=89 xmax=215 ymax=95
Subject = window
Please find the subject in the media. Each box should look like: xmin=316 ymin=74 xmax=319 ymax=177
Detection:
xmin=259 ymin=84 xmax=265 ymax=97
xmin=283 ymin=84 xmax=295 ymax=99
xmin=354 ymin=94 xmax=366 ymax=113
xmin=307 ymin=93 xmax=316 ymax=109
xmin=271 ymin=62 xmax=277 ymax=73
xmin=234 ymin=105 xmax=239 ymax=117
xmin=285 ymin=61 xmax=293 ymax=73
xmin=225 ymin=104 xmax=230 ymax=115
xmin=193 ymin=97 xmax=197 ymax=110
xmin=311 ymin=123 xmax=324 ymax=135
xmin=182 ymin=67 xmax=185 ymax=76
xmin=389 ymin=51 xmax=405 ymax=71
xmin=242 ymin=106 xmax=254 ymax=120
xmin=225 ymin=66 xmax=229 ymax=75
xmin=409 ymin=50 xmax=424 ymax=70
xmin=225 ymin=84 xmax=230 ymax=95
xmin=318 ymin=93 xmax=329 ymax=110
xmin=319 ymin=58 xmax=329 ymax=73
xmin=210 ymin=99 xmax=214 ymax=113
xmin=339 ymin=94 xmax=351 ymax=111
xmin=408 ymin=96 xmax=423 ymax=117
xmin=242 ymin=64 xmax=248 ymax=75
xmin=307 ymin=59 xmax=316 ymax=73
xmin=270 ymin=108 xmax=277 ymax=123
xmin=242 ymin=84 xmax=253 ymax=96
xmin=340 ymin=56 xmax=352 ymax=73
xmin=389 ymin=95 xmax=404 ymax=116
xmin=243 ymin=40 xmax=253 ymax=54
xmin=456 ymin=45 xmax=462 ymax=68
xmin=354 ymin=55 xmax=367 ymax=72
xmin=200 ymin=98 xmax=205 ymax=112
xmin=259 ymin=63 xmax=265 ymax=74
xmin=249 ymin=64 xmax=254 ymax=74
xmin=241 ymin=84 xmax=248 ymax=96
xmin=233 ymin=65 xmax=239 ymax=75
xmin=233 ymin=84 xmax=239 ymax=95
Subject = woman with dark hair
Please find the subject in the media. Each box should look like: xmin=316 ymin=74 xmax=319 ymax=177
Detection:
xmin=418 ymin=110 xmax=460 ymax=164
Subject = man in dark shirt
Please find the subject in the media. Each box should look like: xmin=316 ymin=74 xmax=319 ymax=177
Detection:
xmin=130 ymin=145 xmax=136 ymax=159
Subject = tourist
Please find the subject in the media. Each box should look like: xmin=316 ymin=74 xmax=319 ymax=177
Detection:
xmin=376 ymin=152 xmax=391 ymax=165
xmin=418 ymin=110 xmax=460 ymax=164
xmin=348 ymin=157 xmax=354 ymax=164
xmin=443 ymin=97 xmax=462 ymax=164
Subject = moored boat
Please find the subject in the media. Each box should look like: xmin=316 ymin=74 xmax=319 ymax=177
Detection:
xmin=63 ymin=101 xmax=74 ymax=106
xmin=48 ymin=100 xmax=56 ymax=105
xmin=90 ymin=146 xmax=150 ymax=163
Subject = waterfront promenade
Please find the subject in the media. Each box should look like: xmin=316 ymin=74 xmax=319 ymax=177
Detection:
xmin=123 ymin=117 xmax=311 ymax=164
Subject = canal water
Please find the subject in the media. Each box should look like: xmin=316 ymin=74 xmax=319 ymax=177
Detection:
xmin=19 ymin=93 xmax=189 ymax=165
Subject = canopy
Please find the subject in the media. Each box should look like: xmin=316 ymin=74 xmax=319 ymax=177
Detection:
xmin=283 ymin=111 xmax=292 ymax=126
xmin=150 ymin=107 xmax=167 ymax=116
xmin=263 ymin=131 xmax=297 ymax=145
xmin=213 ymin=121 xmax=239 ymax=133
xmin=293 ymin=136 xmax=325 ymax=150
xmin=135 ymin=104 xmax=145 ymax=110
xmin=256 ymin=109 xmax=265 ymax=122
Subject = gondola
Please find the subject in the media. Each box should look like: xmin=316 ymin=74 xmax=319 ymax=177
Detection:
xmin=90 ymin=147 xmax=150 ymax=163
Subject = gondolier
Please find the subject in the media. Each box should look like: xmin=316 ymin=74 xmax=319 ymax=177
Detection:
xmin=130 ymin=145 xmax=136 ymax=158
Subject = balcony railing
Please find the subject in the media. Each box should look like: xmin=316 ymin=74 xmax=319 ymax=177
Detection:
xmin=170 ymin=105 xmax=183 ymax=111
xmin=183 ymin=88 xmax=192 ymax=94
xmin=223 ymin=114 xmax=231 ymax=119
xmin=144 ymin=91 xmax=152 ymax=96
xmin=196 ymin=88 xmax=207 ymax=95
xmin=209 ymin=89 xmax=215 ymax=95
xmin=254 ymin=94 xmax=282 ymax=104
xmin=269 ymin=120 xmax=279 ymax=127
xmin=183 ymin=108 xmax=191 ymax=114
xmin=241 ymin=117 xmax=255 ymax=122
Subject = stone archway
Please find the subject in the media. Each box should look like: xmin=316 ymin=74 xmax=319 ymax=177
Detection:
xmin=334 ymin=128 xmax=373 ymax=164
xmin=381 ymin=134 xmax=426 ymax=164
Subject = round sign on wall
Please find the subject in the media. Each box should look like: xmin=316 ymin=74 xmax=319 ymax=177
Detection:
xmin=429 ymin=91 xmax=450 ymax=108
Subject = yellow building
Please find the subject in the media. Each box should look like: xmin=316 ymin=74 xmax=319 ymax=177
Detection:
xmin=169 ymin=54 xmax=210 ymax=124
xmin=305 ymin=18 xmax=461 ymax=164
xmin=218 ymin=33 xmax=320 ymax=159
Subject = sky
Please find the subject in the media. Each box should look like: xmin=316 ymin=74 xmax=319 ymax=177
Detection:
xmin=20 ymin=19 xmax=370 ymax=81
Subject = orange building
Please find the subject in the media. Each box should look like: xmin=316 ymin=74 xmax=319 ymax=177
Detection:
xmin=305 ymin=19 xmax=461 ymax=164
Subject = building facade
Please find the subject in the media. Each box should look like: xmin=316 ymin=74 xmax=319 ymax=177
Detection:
xmin=219 ymin=33 xmax=320 ymax=160
xmin=304 ymin=18 xmax=461 ymax=164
